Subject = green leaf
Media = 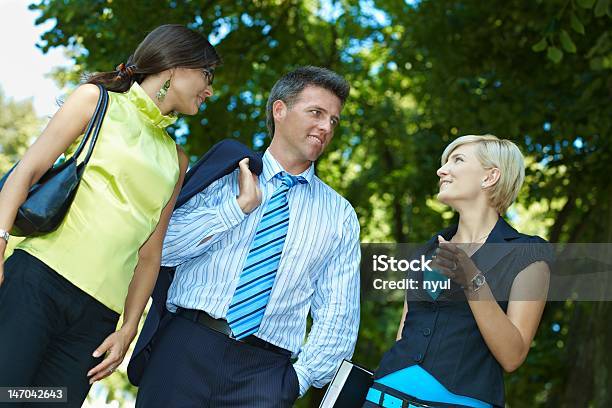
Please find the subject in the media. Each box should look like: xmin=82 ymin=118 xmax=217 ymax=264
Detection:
xmin=589 ymin=57 xmax=604 ymax=70
xmin=559 ymin=30 xmax=577 ymax=53
xmin=570 ymin=13 xmax=585 ymax=34
xmin=594 ymin=0 xmax=609 ymax=17
xmin=547 ymin=46 xmax=564 ymax=63
xmin=577 ymin=0 xmax=596 ymax=8
xmin=532 ymin=38 xmax=548 ymax=52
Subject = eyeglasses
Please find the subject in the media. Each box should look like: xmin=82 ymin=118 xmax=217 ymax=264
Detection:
xmin=202 ymin=67 xmax=215 ymax=86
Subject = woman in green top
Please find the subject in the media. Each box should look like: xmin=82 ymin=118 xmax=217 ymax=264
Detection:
xmin=0 ymin=24 xmax=220 ymax=406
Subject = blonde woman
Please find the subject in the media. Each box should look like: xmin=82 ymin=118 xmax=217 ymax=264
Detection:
xmin=364 ymin=135 xmax=552 ymax=408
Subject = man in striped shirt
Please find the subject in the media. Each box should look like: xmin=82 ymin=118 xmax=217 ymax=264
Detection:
xmin=136 ymin=66 xmax=361 ymax=407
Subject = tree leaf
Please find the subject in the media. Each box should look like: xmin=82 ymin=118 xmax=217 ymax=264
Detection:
xmin=570 ymin=13 xmax=585 ymax=35
xmin=560 ymin=30 xmax=577 ymax=53
xmin=589 ymin=57 xmax=604 ymax=70
xmin=547 ymin=46 xmax=564 ymax=63
xmin=532 ymin=37 xmax=548 ymax=52
xmin=577 ymin=0 xmax=596 ymax=8
xmin=594 ymin=0 xmax=609 ymax=17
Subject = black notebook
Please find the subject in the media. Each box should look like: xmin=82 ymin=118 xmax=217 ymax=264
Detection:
xmin=319 ymin=360 xmax=373 ymax=408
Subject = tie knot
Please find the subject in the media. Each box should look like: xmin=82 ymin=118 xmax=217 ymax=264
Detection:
xmin=278 ymin=172 xmax=306 ymax=188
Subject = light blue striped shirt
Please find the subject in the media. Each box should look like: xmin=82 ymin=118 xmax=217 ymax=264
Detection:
xmin=161 ymin=150 xmax=361 ymax=396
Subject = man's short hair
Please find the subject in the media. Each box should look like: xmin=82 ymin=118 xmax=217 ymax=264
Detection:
xmin=265 ymin=66 xmax=350 ymax=137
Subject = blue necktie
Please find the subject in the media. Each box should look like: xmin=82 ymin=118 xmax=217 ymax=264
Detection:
xmin=227 ymin=172 xmax=306 ymax=339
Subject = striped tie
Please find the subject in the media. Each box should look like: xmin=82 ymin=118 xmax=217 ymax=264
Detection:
xmin=227 ymin=172 xmax=306 ymax=339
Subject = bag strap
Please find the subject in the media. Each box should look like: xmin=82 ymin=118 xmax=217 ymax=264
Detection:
xmin=70 ymin=84 xmax=109 ymax=163
xmin=0 ymin=85 xmax=110 ymax=190
xmin=82 ymin=85 xmax=109 ymax=165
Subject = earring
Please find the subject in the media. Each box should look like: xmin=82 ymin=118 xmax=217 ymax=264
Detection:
xmin=156 ymin=79 xmax=171 ymax=102
xmin=481 ymin=181 xmax=486 ymax=188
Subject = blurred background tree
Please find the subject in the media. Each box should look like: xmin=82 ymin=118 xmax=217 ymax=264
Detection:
xmin=0 ymin=87 xmax=42 ymax=258
xmin=5 ymin=0 xmax=609 ymax=405
xmin=0 ymin=88 xmax=41 ymax=174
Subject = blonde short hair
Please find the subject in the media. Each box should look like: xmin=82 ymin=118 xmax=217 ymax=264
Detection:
xmin=440 ymin=134 xmax=525 ymax=214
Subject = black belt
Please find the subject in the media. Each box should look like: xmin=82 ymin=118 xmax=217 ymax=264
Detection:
xmin=175 ymin=308 xmax=291 ymax=357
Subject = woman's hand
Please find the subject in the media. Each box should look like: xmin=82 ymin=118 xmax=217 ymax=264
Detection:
xmin=87 ymin=327 xmax=136 ymax=384
xmin=432 ymin=235 xmax=480 ymax=289
xmin=236 ymin=158 xmax=262 ymax=214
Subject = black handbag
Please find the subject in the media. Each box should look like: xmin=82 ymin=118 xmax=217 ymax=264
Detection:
xmin=0 ymin=84 xmax=109 ymax=237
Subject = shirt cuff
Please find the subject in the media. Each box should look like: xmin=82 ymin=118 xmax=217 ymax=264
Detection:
xmin=217 ymin=196 xmax=247 ymax=229
xmin=292 ymin=363 xmax=311 ymax=398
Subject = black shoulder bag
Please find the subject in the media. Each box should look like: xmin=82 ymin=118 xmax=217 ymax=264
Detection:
xmin=0 ymin=84 xmax=109 ymax=237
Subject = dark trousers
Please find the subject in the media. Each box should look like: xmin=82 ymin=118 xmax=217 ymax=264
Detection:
xmin=135 ymin=312 xmax=300 ymax=408
xmin=0 ymin=250 xmax=120 ymax=408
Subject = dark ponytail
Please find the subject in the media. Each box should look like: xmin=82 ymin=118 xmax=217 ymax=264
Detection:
xmin=86 ymin=24 xmax=221 ymax=92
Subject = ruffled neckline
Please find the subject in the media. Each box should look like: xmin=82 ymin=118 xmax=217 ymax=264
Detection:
xmin=127 ymin=82 xmax=177 ymax=128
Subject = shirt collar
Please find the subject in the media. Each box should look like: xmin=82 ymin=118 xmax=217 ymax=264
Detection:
xmin=427 ymin=215 xmax=521 ymax=246
xmin=127 ymin=82 xmax=178 ymax=128
xmin=262 ymin=150 xmax=315 ymax=189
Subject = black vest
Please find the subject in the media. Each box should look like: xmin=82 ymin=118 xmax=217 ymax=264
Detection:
xmin=374 ymin=217 xmax=553 ymax=407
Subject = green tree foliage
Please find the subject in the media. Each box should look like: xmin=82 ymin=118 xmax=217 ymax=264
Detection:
xmin=0 ymin=89 xmax=41 ymax=174
xmin=0 ymin=89 xmax=42 ymax=259
xmin=23 ymin=0 xmax=612 ymax=406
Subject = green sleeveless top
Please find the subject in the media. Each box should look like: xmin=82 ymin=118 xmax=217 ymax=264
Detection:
xmin=18 ymin=82 xmax=180 ymax=314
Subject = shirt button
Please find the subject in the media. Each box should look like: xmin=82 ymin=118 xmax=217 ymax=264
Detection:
xmin=413 ymin=353 xmax=423 ymax=362
xmin=422 ymin=328 xmax=431 ymax=336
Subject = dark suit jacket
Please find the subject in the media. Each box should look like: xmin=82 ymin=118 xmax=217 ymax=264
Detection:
xmin=127 ymin=139 xmax=262 ymax=385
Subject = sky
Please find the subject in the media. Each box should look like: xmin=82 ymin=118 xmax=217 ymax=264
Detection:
xmin=0 ymin=0 xmax=71 ymax=117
